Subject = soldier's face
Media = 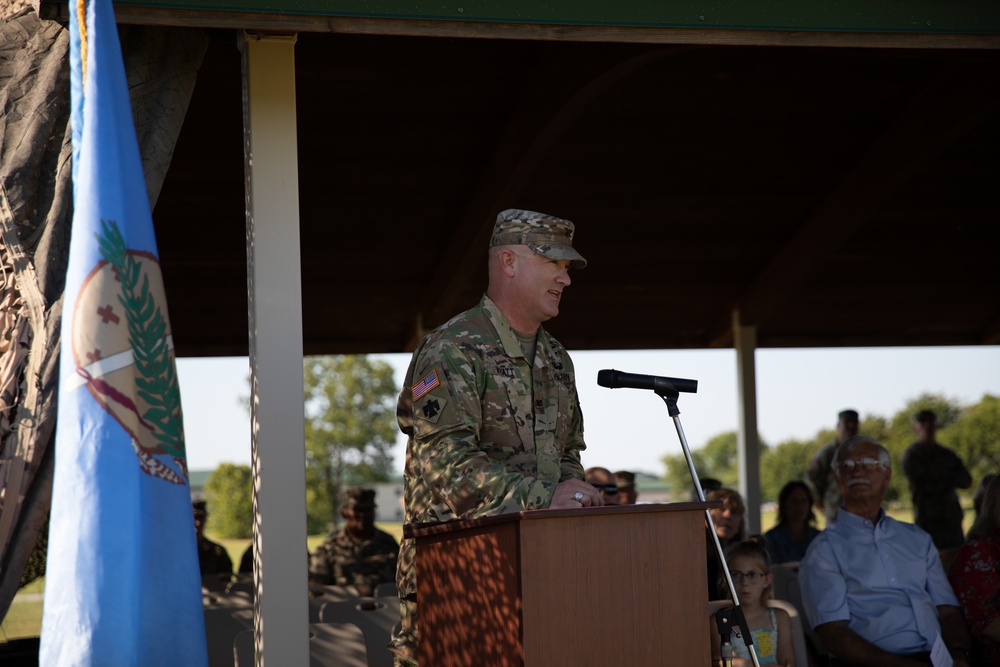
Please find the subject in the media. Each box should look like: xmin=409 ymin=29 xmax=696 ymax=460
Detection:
xmin=837 ymin=418 xmax=859 ymax=442
xmin=914 ymin=419 xmax=936 ymax=444
xmin=511 ymin=249 xmax=572 ymax=325
xmin=343 ymin=506 xmax=376 ymax=535
xmin=618 ymin=487 xmax=637 ymax=504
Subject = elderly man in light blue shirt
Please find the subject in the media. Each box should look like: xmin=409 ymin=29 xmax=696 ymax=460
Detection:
xmin=799 ymin=435 xmax=972 ymax=667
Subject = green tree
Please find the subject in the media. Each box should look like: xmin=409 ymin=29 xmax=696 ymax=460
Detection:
xmin=760 ymin=439 xmax=816 ymax=502
xmin=204 ymin=463 xmax=253 ymax=538
xmin=941 ymin=394 xmax=1000 ymax=490
xmin=662 ymin=431 xmax=760 ymax=499
xmin=303 ymin=355 xmax=398 ymax=534
xmin=662 ymin=448 xmax=709 ymax=500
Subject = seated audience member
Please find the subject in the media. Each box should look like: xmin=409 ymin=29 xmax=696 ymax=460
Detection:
xmin=693 ymin=476 xmax=724 ymax=502
xmin=308 ymin=487 xmax=399 ymax=596
xmin=193 ymin=499 xmax=233 ymax=577
xmin=615 ymin=470 xmax=638 ymax=505
xmin=799 ymin=435 xmax=972 ymax=667
xmin=238 ymin=544 xmax=253 ymax=574
xmin=706 ymin=487 xmax=748 ymax=600
xmin=585 ymin=466 xmax=620 ymax=506
xmin=949 ymin=474 xmax=1000 ymax=666
xmin=765 ymin=480 xmax=821 ymax=564
xmin=711 ymin=536 xmax=796 ymax=667
xmin=973 ymin=473 xmax=998 ymax=524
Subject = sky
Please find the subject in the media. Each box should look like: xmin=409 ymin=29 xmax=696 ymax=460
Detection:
xmin=177 ymin=346 xmax=1000 ymax=477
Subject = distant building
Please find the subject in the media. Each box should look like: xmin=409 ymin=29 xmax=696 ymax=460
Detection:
xmin=189 ymin=469 xmax=211 ymax=500
xmin=374 ymin=478 xmax=404 ymax=523
xmin=631 ymin=473 xmax=672 ymax=504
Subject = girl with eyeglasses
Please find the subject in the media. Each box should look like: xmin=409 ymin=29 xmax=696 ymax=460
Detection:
xmin=711 ymin=536 xmax=796 ymax=666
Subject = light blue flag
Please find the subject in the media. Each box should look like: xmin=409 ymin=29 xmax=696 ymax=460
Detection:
xmin=40 ymin=1 xmax=209 ymax=664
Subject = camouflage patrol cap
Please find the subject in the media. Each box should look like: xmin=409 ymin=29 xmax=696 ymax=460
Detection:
xmin=489 ymin=209 xmax=587 ymax=269
xmin=342 ymin=486 xmax=376 ymax=509
xmin=614 ymin=470 xmax=636 ymax=489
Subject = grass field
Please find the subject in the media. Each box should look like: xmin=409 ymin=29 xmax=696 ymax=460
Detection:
xmin=0 ymin=509 xmax=958 ymax=643
xmin=0 ymin=523 xmax=404 ymax=643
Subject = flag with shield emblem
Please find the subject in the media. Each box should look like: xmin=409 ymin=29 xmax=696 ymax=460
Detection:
xmin=40 ymin=0 xmax=209 ymax=664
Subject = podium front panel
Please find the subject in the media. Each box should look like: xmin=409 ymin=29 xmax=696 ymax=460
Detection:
xmin=519 ymin=507 xmax=709 ymax=665
xmin=411 ymin=503 xmax=711 ymax=666
xmin=418 ymin=521 xmax=523 ymax=666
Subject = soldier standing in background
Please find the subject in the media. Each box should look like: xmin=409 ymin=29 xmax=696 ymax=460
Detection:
xmin=390 ymin=209 xmax=603 ymax=666
xmin=807 ymin=409 xmax=860 ymax=522
xmin=193 ymin=499 xmax=233 ymax=579
xmin=309 ymin=486 xmax=399 ymax=596
xmin=902 ymin=409 xmax=972 ymax=550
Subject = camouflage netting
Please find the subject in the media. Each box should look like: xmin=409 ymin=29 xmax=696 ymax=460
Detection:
xmin=0 ymin=6 xmax=208 ymax=621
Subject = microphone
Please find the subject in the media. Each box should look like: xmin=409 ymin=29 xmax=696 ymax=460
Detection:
xmin=597 ymin=369 xmax=698 ymax=394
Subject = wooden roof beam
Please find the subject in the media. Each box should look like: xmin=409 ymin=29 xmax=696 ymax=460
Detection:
xmin=405 ymin=45 xmax=688 ymax=349
xmin=711 ymin=63 xmax=1000 ymax=347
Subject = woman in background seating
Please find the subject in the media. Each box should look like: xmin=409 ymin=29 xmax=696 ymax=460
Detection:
xmin=949 ymin=473 xmax=1000 ymax=666
xmin=765 ymin=481 xmax=821 ymax=564
xmin=706 ymin=487 xmax=748 ymax=599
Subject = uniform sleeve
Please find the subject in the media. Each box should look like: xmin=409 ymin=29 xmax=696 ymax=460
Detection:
xmin=807 ymin=445 xmax=832 ymax=502
xmin=558 ymin=365 xmax=586 ymax=483
xmin=806 ymin=456 xmax=825 ymax=500
xmin=798 ymin=535 xmax=851 ymax=629
xmin=217 ymin=546 xmax=233 ymax=575
xmin=378 ymin=532 xmax=400 ymax=586
xmin=945 ymin=448 xmax=973 ymax=490
xmin=901 ymin=445 xmax=925 ymax=491
xmin=405 ymin=338 xmax=558 ymax=520
xmin=308 ymin=543 xmax=333 ymax=584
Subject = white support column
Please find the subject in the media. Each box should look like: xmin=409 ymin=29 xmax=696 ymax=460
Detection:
xmin=240 ymin=32 xmax=309 ymax=667
xmin=733 ymin=309 xmax=762 ymax=535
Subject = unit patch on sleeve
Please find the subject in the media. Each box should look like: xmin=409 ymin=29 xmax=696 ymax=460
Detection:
xmin=415 ymin=393 xmax=448 ymax=425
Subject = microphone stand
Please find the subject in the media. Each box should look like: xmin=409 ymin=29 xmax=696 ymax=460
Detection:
xmin=715 ymin=607 xmax=736 ymax=667
xmin=655 ymin=381 xmax=762 ymax=667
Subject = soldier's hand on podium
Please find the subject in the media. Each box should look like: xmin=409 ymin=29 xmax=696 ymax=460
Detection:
xmin=550 ymin=478 xmax=604 ymax=508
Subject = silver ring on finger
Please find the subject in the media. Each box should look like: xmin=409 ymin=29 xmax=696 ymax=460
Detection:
xmin=573 ymin=491 xmax=585 ymax=503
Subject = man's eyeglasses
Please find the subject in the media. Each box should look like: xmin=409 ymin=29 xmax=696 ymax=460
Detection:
xmin=729 ymin=570 xmax=764 ymax=583
xmin=592 ymin=484 xmax=619 ymax=494
xmin=838 ymin=457 xmax=884 ymax=473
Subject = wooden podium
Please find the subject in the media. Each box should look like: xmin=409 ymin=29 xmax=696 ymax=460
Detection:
xmin=406 ymin=502 xmax=711 ymax=666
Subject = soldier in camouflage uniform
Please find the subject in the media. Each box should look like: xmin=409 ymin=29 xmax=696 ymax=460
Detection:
xmin=807 ymin=409 xmax=860 ymax=523
xmin=902 ymin=409 xmax=972 ymax=550
xmin=193 ymin=499 xmax=233 ymax=579
xmin=388 ymin=209 xmax=604 ymax=666
xmin=309 ymin=487 xmax=399 ymax=596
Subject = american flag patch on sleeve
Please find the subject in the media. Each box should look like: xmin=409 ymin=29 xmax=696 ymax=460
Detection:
xmin=411 ymin=369 xmax=440 ymax=400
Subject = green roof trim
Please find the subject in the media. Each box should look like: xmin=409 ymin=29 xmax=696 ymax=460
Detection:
xmin=188 ymin=469 xmax=212 ymax=489
xmin=115 ymin=0 xmax=1000 ymax=34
